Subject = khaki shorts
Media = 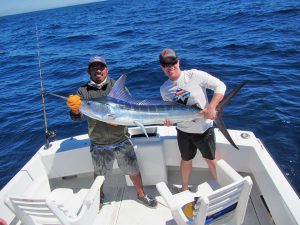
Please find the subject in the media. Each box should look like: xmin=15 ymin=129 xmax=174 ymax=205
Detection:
xmin=90 ymin=138 xmax=140 ymax=177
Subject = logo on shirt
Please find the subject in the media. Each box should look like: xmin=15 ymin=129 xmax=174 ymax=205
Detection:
xmin=173 ymin=88 xmax=190 ymax=105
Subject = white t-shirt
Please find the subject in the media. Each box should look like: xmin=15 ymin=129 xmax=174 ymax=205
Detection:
xmin=160 ymin=69 xmax=226 ymax=134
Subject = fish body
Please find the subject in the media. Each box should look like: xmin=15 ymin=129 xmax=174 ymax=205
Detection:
xmin=80 ymin=96 xmax=201 ymax=126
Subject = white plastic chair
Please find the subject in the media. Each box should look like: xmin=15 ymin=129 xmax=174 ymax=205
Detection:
xmin=8 ymin=176 xmax=104 ymax=225
xmin=156 ymin=160 xmax=253 ymax=225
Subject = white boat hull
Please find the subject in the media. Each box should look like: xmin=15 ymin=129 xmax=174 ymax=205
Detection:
xmin=0 ymin=126 xmax=299 ymax=225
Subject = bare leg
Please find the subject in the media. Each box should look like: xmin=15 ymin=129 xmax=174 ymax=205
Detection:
xmin=130 ymin=173 xmax=145 ymax=197
xmin=205 ymin=159 xmax=217 ymax=179
xmin=181 ymin=159 xmax=193 ymax=191
xmin=100 ymin=185 xmax=104 ymax=197
xmin=131 ymin=173 xmax=157 ymax=207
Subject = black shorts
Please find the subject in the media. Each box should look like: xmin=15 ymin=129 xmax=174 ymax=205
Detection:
xmin=176 ymin=127 xmax=216 ymax=161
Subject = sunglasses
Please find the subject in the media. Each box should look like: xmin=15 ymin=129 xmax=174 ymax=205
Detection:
xmin=161 ymin=59 xmax=178 ymax=68
xmin=90 ymin=64 xmax=107 ymax=71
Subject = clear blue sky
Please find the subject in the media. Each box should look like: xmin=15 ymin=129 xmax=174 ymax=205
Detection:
xmin=0 ymin=0 xmax=104 ymax=17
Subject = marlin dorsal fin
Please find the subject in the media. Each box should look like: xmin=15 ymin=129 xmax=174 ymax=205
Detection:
xmin=108 ymin=74 xmax=180 ymax=105
xmin=107 ymin=74 xmax=134 ymax=102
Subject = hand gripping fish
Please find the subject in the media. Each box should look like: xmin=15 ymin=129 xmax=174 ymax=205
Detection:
xmin=49 ymin=75 xmax=246 ymax=150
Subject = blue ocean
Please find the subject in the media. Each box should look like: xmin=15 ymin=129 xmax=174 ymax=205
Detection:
xmin=0 ymin=0 xmax=299 ymax=194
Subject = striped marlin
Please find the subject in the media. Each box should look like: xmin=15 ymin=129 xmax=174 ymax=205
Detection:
xmin=50 ymin=75 xmax=246 ymax=149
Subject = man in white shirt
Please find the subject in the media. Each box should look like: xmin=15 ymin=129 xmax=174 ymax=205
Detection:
xmin=159 ymin=48 xmax=226 ymax=192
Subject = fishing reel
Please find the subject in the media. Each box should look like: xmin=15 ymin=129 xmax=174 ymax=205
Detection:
xmin=44 ymin=130 xmax=56 ymax=150
xmin=46 ymin=130 xmax=56 ymax=139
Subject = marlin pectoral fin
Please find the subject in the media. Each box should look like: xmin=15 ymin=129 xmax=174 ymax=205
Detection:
xmin=133 ymin=121 xmax=149 ymax=139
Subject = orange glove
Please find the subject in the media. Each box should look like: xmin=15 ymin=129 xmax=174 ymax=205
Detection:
xmin=67 ymin=94 xmax=81 ymax=111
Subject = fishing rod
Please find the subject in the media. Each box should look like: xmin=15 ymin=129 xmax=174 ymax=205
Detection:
xmin=35 ymin=26 xmax=55 ymax=149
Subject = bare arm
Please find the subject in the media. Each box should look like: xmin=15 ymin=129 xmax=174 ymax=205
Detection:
xmin=200 ymin=93 xmax=224 ymax=120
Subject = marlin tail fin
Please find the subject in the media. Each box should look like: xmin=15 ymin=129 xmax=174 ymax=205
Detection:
xmin=215 ymin=81 xmax=247 ymax=150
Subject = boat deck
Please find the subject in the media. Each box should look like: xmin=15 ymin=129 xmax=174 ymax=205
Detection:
xmin=50 ymin=168 xmax=275 ymax=225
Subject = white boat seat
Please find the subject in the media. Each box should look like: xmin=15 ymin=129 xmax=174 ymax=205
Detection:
xmin=156 ymin=159 xmax=253 ymax=225
xmin=8 ymin=192 xmax=70 ymax=225
xmin=8 ymin=176 xmax=104 ymax=225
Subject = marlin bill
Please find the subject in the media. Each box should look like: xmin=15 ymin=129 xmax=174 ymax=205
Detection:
xmin=50 ymin=75 xmax=246 ymax=149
